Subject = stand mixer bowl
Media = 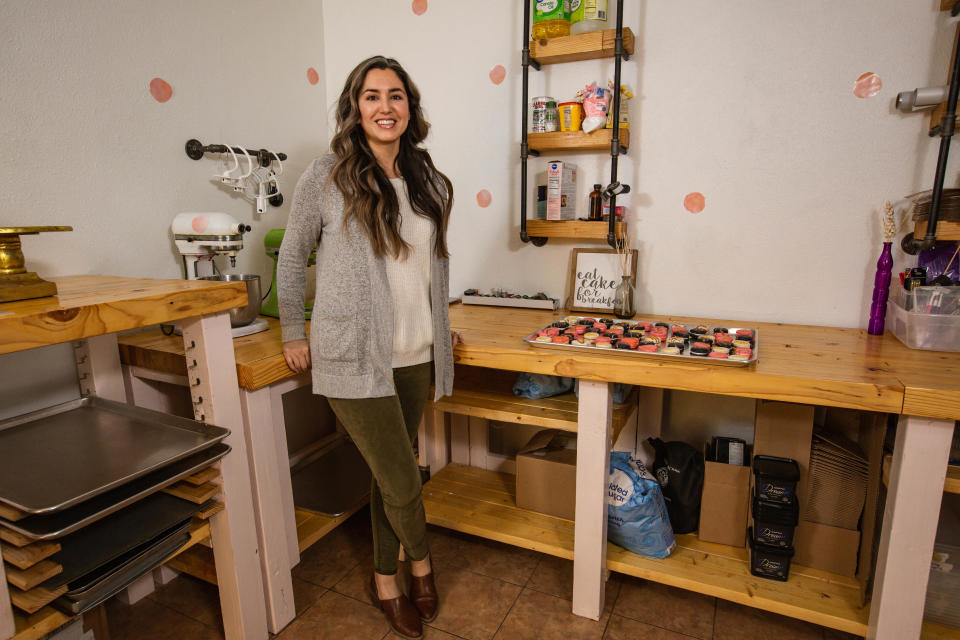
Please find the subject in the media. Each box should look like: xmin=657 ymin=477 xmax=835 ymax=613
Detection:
xmin=200 ymin=274 xmax=261 ymax=327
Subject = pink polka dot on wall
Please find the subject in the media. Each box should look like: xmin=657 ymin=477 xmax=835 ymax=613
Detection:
xmin=853 ymin=72 xmax=882 ymax=99
xmin=412 ymin=0 xmax=427 ymax=15
xmin=683 ymin=192 xmax=706 ymax=214
xmin=149 ymin=77 xmax=172 ymax=103
xmin=489 ymin=65 xmax=506 ymax=85
xmin=476 ymin=190 xmax=492 ymax=208
xmin=307 ymin=67 xmax=319 ymax=85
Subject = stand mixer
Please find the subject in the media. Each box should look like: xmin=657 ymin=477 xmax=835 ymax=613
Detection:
xmin=172 ymin=212 xmax=251 ymax=280
xmin=261 ymin=228 xmax=314 ymax=318
xmin=170 ymin=212 xmax=268 ymax=337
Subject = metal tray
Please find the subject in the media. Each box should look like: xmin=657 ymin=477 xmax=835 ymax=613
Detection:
xmin=43 ymin=493 xmax=206 ymax=589
xmin=0 ymin=443 xmax=228 ymax=540
xmin=0 ymin=395 xmax=229 ymax=514
xmin=53 ymin=526 xmax=191 ymax=615
xmin=523 ymin=316 xmax=759 ymax=366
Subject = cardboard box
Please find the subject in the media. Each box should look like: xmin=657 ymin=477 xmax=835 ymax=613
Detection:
xmin=792 ymin=521 xmax=859 ymax=577
xmin=699 ymin=453 xmax=751 ymax=548
xmin=515 ymin=429 xmax=577 ymax=520
xmin=753 ymin=401 xmax=814 ymax=505
xmin=546 ymin=160 xmax=577 ymax=220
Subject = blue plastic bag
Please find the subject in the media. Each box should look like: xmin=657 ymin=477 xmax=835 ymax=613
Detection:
xmin=607 ymin=451 xmax=677 ymax=559
xmin=513 ymin=373 xmax=574 ymax=399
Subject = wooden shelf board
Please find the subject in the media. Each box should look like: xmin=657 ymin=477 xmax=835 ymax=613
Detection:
xmin=5 ymin=560 xmax=61 ymax=592
xmin=296 ymin=502 xmax=368 ymax=553
xmin=526 ymin=219 xmax=626 ymax=240
xmin=882 ymin=454 xmax=959 ymax=495
xmin=528 ymin=128 xmax=629 ymax=153
xmin=913 ymin=219 xmax=960 ymax=242
xmin=530 ymin=28 xmax=636 ymax=65
xmin=1 ymin=541 xmax=60 ymax=571
xmin=163 ymin=505 xmax=369 ymax=590
xmin=423 ymin=463 xmax=869 ymax=636
xmin=162 ymin=481 xmax=219 ymax=505
xmin=923 ymin=621 xmax=960 ymax=639
xmin=10 ymin=606 xmax=70 ymax=640
xmin=433 ymin=365 xmax=636 ymax=442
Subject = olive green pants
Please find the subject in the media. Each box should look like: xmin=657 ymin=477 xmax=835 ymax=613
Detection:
xmin=326 ymin=362 xmax=432 ymax=575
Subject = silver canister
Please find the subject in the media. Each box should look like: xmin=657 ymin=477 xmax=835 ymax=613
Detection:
xmin=531 ymin=96 xmax=559 ymax=133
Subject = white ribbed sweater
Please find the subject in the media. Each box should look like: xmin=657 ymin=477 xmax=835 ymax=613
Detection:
xmin=386 ymin=177 xmax=433 ymax=367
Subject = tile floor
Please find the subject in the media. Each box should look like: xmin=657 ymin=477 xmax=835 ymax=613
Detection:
xmin=105 ymin=510 xmax=859 ymax=640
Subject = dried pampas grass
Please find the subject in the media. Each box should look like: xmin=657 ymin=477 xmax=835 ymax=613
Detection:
xmin=881 ymin=201 xmax=899 ymax=242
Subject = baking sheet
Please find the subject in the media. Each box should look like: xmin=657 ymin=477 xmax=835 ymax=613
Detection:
xmin=0 ymin=395 xmax=229 ymax=514
xmin=53 ymin=527 xmax=191 ymax=615
xmin=43 ymin=493 xmax=205 ymax=589
xmin=523 ymin=316 xmax=759 ymax=366
xmin=0 ymin=443 xmax=228 ymax=540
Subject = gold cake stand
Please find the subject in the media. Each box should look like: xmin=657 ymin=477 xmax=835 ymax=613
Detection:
xmin=0 ymin=226 xmax=73 ymax=303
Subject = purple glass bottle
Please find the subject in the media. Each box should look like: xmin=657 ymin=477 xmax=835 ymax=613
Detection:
xmin=867 ymin=242 xmax=894 ymax=335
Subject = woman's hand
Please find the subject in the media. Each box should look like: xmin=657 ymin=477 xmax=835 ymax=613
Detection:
xmin=451 ymin=331 xmax=462 ymax=348
xmin=283 ymin=339 xmax=311 ymax=373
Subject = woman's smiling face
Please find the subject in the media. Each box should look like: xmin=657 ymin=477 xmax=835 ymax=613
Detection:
xmin=358 ymin=68 xmax=410 ymax=151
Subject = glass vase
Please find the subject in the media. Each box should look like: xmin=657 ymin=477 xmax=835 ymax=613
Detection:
xmin=613 ymin=275 xmax=635 ymax=319
xmin=867 ymin=242 xmax=893 ymax=335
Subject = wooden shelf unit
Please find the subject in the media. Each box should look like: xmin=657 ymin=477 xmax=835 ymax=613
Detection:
xmin=528 ymin=129 xmax=629 ymax=153
xmin=423 ymin=463 xmax=870 ymax=636
xmin=529 ymin=28 xmax=636 ymax=65
xmin=526 ymin=219 xmax=627 ymax=240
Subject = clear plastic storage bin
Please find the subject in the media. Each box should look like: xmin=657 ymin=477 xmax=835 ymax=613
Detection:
xmin=887 ymin=286 xmax=960 ymax=352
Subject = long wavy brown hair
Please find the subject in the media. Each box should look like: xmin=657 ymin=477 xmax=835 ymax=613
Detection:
xmin=329 ymin=56 xmax=453 ymax=259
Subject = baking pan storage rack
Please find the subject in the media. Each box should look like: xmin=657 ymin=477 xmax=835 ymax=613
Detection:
xmin=0 ymin=396 xmax=230 ymax=620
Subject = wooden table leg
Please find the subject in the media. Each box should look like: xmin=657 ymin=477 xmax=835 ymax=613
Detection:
xmin=76 ymin=334 xmax=125 ymax=402
xmin=572 ymin=379 xmax=613 ymax=620
xmin=181 ymin=312 xmax=268 ymax=640
xmin=268 ymin=378 xmax=308 ymax=570
xmin=867 ymin=414 xmax=953 ymax=640
xmin=239 ymin=386 xmax=296 ymax=632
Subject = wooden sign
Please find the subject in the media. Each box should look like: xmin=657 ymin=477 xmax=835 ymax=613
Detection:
xmin=568 ymin=248 xmax=637 ymax=313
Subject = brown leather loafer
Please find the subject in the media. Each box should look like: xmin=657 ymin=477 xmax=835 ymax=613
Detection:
xmin=409 ymin=570 xmax=439 ymax=622
xmin=369 ymin=574 xmax=423 ymax=639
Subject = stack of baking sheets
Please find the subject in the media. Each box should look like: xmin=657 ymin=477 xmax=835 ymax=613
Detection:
xmin=803 ymin=429 xmax=869 ymax=530
xmin=0 ymin=396 xmax=230 ymax=616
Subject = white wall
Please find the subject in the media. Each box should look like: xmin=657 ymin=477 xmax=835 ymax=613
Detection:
xmin=322 ymin=0 xmax=957 ymax=327
xmin=0 ymin=0 xmax=327 ymax=418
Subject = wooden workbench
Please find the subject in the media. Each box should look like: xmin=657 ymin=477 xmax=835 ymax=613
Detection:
xmin=119 ymin=316 xmax=316 ymax=633
xmin=0 ymin=275 xmax=269 ymax=640
xmin=430 ymin=304 xmax=959 ymax=639
xmin=117 ymin=302 xmax=960 ymax=639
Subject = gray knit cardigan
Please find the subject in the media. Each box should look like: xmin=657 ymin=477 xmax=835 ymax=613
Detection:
xmin=277 ymin=153 xmax=454 ymax=401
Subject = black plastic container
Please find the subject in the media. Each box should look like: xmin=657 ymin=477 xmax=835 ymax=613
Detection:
xmin=752 ymin=455 xmax=800 ymax=503
xmin=752 ymin=494 xmax=799 ymax=548
xmin=748 ymin=527 xmax=794 ymax=581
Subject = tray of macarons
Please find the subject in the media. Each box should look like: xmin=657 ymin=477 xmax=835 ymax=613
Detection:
xmin=524 ymin=316 xmax=758 ymax=365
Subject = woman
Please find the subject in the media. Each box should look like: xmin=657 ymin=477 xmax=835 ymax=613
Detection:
xmin=278 ymin=55 xmax=457 ymax=640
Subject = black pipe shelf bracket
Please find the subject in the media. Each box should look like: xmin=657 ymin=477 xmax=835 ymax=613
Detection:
xmin=903 ymin=3 xmax=960 ymax=254
xmin=184 ymin=139 xmax=287 ymax=168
